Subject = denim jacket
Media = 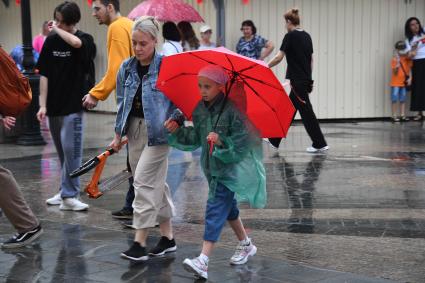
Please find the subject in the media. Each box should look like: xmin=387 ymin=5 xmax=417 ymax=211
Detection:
xmin=114 ymin=53 xmax=183 ymax=146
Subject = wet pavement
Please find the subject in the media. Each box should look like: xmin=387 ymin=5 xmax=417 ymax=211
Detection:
xmin=0 ymin=113 xmax=424 ymax=283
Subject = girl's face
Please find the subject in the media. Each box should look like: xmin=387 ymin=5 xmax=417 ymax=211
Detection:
xmin=132 ymin=30 xmax=157 ymax=63
xmin=409 ymin=20 xmax=420 ymax=35
xmin=198 ymin=76 xmax=224 ymax=102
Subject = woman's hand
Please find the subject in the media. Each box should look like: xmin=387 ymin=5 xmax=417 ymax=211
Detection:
xmin=109 ymin=134 xmax=123 ymax=153
xmin=1 ymin=116 xmax=16 ymax=130
xmin=164 ymin=118 xmax=179 ymax=133
xmin=207 ymin=132 xmax=222 ymax=146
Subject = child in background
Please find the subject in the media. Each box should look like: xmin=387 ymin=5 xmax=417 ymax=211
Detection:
xmin=164 ymin=65 xmax=266 ymax=280
xmin=390 ymin=41 xmax=412 ymax=122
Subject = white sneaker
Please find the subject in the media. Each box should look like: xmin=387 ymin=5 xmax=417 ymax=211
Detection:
xmin=230 ymin=240 xmax=257 ymax=265
xmin=306 ymin=145 xmax=329 ymax=153
xmin=46 ymin=193 xmax=62 ymax=205
xmin=183 ymin=257 xmax=208 ymax=280
xmin=59 ymin=198 xmax=89 ymax=211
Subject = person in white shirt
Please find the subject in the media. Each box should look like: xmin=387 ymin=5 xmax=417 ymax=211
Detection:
xmin=405 ymin=17 xmax=425 ymax=121
xmin=199 ymin=25 xmax=216 ymax=50
xmin=161 ymin=22 xmax=183 ymax=56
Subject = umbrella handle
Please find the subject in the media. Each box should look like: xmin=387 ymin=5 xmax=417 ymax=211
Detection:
xmin=107 ymin=139 xmax=128 ymax=155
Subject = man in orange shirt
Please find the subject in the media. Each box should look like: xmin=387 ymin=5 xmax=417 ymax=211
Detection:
xmin=83 ymin=0 xmax=133 ymax=108
xmin=83 ymin=0 xmax=135 ymax=220
xmin=390 ymin=41 xmax=412 ymax=122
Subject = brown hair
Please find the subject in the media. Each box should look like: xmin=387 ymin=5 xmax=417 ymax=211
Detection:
xmin=284 ymin=8 xmax=300 ymax=26
xmin=177 ymin=21 xmax=200 ymax=50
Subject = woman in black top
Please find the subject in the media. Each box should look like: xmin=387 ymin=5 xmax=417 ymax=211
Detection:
xmin=268 ymin=8 xmax=328 ymax=153
xmin=405 ymin=17 xmax=425 ymax=121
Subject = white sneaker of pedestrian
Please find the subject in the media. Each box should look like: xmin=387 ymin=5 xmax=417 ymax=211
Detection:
xmin=183 ymin=257 xmax=208 ymax=280
xmin=306 ymin=145 xmax=329 ymax=153
xmin=230 ymin=241 xmax=257 ymax=265
xmin=46 ymin=193 xmax=62 ymax=205
xmin=59 ymin=198 xmax=89 ymax=211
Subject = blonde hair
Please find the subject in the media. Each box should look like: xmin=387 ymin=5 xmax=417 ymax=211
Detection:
xmin=284 ymin=8 xmax=300 ymax=26
xmin=133 ymin=16 xmax=160 ymax=39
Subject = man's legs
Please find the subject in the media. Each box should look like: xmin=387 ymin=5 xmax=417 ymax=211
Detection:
xmin=59 ymin=112 xmax=84 ymax=198
xmin=50 ymin=112 xmax=88 ymax=211
xmin=0 ymin=166 xmax=39 ymax=233
xmin=0 ymin=165 xmax=43 ymax=247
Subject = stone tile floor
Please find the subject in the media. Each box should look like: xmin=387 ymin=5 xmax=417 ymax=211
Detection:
xmin=0 ymin=113 xmax=424 ymax=282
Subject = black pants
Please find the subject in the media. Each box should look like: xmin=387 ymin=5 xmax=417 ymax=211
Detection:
xmin=269 ymin=82 xmax=327 ymax=149
xmin=411 ymin=58 xmax=425 ymax=111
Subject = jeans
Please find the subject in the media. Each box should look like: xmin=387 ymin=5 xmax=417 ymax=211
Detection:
xmin=48 ymin=112 xmax=84 ymax=198
xmin=391 ymin=87 xmax=407 ymax=103
xmin=204 ymin=182 xmax=239 ymax=242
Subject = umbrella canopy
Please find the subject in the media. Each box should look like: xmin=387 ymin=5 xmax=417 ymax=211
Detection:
xmin=128 ymin=0 xmax=204 ymax=22
xmin=157 ymin=47 xmax=295 ymax=138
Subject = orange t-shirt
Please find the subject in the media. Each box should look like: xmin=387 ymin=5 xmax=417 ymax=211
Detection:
xmin=390 ymin=56 xmax=412 ymax=87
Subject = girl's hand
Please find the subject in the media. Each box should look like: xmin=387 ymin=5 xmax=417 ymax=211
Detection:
xmin=164 ymin=118 xmax=179 ymax=133
xmin=2 ymin=116 xmax=16 ymax=130
xmin=109 ymin=134 xmax=122 ymax=153
xmin=207 ymin=132 xmax=222 ymax=146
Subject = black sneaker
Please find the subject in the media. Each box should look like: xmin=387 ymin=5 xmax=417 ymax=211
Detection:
xmin=1 ymin=225 xmax=43 ymax=249
xmin=111 ymin=208 xmax=133 ymax=219
xmin=121 ymin=242 xmax=149 ymax=261
xmin=149 ymin=236 xmax=177 ymax=256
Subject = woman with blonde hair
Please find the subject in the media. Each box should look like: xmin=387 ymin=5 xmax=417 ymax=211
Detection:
xmin=268 ymin=8 xmax=328 ymax=153
xmin=110 ymin=16 xmax=183 ymax=261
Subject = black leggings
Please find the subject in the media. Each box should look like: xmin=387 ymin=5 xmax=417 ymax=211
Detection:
xmin=269 ymin=82 xmax=327 ymax=149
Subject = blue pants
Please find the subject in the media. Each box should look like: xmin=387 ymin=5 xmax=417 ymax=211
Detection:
xmin=204 ymin=183 xmax=239 ymax=242
xmin=391 ymin=87 xmax=407 ymax=103
xmin=48 ymin=112 xmax=84 ymax=198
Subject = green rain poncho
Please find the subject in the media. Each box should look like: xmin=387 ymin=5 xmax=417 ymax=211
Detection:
xmin=168 ymin=94 xmax=266 ymax=208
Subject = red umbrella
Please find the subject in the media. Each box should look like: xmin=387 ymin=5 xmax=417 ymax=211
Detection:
xmin=128 ymin=0 xmax=204 ymax=22
xmin=157 ymin=47 xmax=295 ymax=138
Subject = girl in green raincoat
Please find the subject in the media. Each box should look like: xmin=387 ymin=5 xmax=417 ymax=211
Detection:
xmin=164 ymin=65 xmax=266 ymax=280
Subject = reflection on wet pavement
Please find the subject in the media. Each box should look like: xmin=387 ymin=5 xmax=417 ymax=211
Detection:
xmin=1 ymin=113 xmax=424 ymax=282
